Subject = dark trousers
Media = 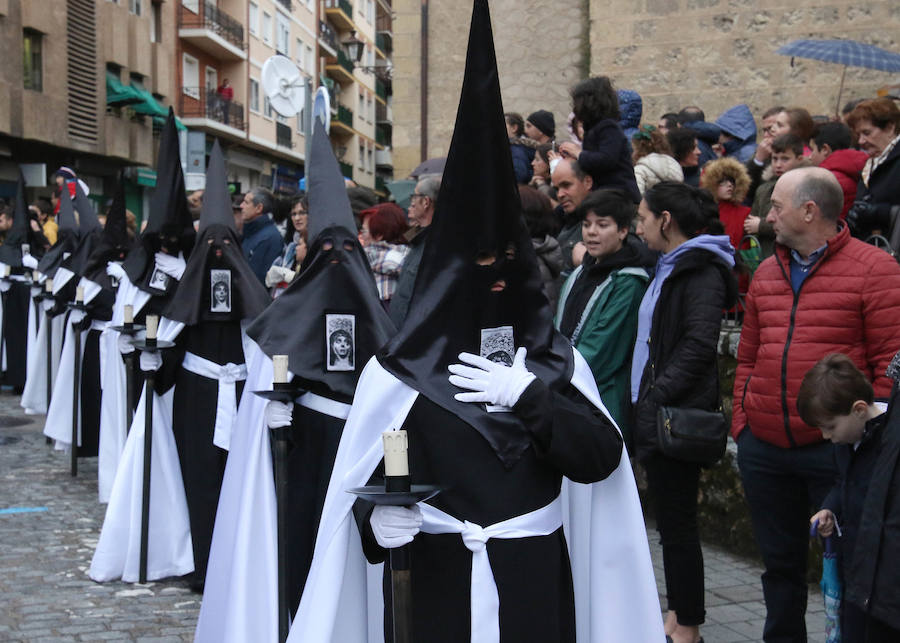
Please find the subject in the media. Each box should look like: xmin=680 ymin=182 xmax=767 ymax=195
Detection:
xmin=737 ymin=429 xmax=837 ymax=643
xmin=644 ymin=452 xmax=705 ymax=626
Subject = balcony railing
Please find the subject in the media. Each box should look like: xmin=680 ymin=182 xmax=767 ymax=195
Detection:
xmin=276 ymin=122 xmax=293 ymax=148
xmin=179 ymin=87 xmax=245 ymax=131
xmin=375 ymin=126 xmax=389 ymax=147
xmin=178 ymin=1 xmax=245 ymax=51
xmin=375 ymin=78 xmax=386 ymax=101
xmin=319 ymin=20 xmax=337 ymax=52
xmin=326 ymin=0 xmax=353 ymax=16
xmin=375 ymin=175 xmax=387 ymax=193
xmin=337 ymin=50 xmax=355 ymax=75
xmin=337 ymin=104 xmax=354 ymax=128
xmin=376 ymin=31 xmax=392 ymax=54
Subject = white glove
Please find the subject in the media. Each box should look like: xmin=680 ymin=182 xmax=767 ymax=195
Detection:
xmin=0 ymin=281 xmax=10 ymax=293
xmin=265 ymin=265 xmax=296 ymax=288
xmin=370 ymin=504 xmax=423 ymax=549
xmin=448 ymin=347 xmax=536 ymax=408
xmin=140 ymin=351 xmax=162 ymax=372
xmin=68 ymin=309 xmax=86 ymax=325
xmin=154 ymin=252 xmax=186 ymax=280
xmin=106 ymin=262 xmax=127 ymax=281
xmin=41 ymin=298 xmax=55 ymax=312
xmin=22 ymin=254 xmax=38 ymax=269
xmin=265 ymin=400 xmax=293 ymax=429
xmin=117 ymin=334 xmax=135 ymax=355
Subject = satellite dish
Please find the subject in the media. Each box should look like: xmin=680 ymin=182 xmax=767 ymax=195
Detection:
xmin=261 ymin=55 xmax=305 ymax=117
xmin=313 ymin=86 xmax=331 ymax=132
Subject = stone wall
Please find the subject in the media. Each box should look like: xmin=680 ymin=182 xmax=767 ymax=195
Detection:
xmin=392 ymin=0 xmax=585 ymax=178
xmin=391 ymin=0 xmax=900 ymax=180
xmin=594 ymin=0 xmax=900 ymax=125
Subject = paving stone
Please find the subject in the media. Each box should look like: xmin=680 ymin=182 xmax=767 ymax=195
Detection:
xmin=1 ymin=389 xmax=833 ymax=641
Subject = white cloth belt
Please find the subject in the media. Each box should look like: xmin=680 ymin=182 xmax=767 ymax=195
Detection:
xmin=90 ymin=319 xmax=107 ymax=332
xmin=181 ymin=351 xmax=248 ymax=448
xmin=294 ymin=391 xmax=351 ymax=420
xmin=8 ymin=274 xmax=28 ymax=283
xmin=419 ymin=495 xmax=563 ymax=643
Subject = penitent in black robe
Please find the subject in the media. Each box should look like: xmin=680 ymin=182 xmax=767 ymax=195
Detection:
xmin=3 ymin=281 xmax=31 ymax=389
xmin=156 ymin=321 xmax=245 ymax=581
xmin=355 ymin=382 xmax=623 ymax=643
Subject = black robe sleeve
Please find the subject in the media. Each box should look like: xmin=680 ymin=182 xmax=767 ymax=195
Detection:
xmin=514 ymin=379 xmax=623 ymax=484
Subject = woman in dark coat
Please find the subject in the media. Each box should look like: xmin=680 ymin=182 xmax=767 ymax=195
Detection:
xmin=630 ymin=182 xmax=737 ymax=643
xmin=845 ymin=98 xmax=900 ymax=249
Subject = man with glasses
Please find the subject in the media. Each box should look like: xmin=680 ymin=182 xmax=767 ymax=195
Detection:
xmin=390 ymin=173 xmax=441 ymax=326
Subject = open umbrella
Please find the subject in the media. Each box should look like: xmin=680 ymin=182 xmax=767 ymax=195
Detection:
xmin=776 ymin=39 xmax=900 ymax=116
xmin=409 ymin=156 xmax=446 ymax=179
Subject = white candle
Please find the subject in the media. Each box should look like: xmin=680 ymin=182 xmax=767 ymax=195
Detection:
xmin=45 ymin=278 xmax=53 ymax=293
xmin=75 ymin=286 xmax=84 ymax=303
xmin=32 ymin=270 xmax=39 ymax=282
xmin=273 ymin=355 xmax=289 ymax=384
xmin=123 ymin=304 xmax=134 ymax=324
xmin=382 ymin=430 xmax=409 ymax=477
xmin=4 ymin=266 xmax=10 ymax=277
xmin=145 ymin=315 xmax=158 ymax=340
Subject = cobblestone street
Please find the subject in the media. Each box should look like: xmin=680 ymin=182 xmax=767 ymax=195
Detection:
xmin=0 ymin=388 xmax=826 ymax=642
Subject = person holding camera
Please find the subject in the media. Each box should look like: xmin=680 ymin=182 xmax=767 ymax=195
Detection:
xmin=845 ymin=98 xmax=900 ymax=249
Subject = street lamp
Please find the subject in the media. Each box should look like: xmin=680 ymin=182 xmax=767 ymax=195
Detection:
xmin=342 ymin=31 xmax=392 ymax=80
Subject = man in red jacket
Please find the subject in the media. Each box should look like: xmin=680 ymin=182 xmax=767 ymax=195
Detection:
xmin=733 ymin=166 xmax=900 ymax=643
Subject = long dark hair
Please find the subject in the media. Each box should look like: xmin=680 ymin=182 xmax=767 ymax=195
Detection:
xmin=571 ymin=76 xmax=619 ymax=133
xmin=643 ymin=181 xmax=723 ymax=241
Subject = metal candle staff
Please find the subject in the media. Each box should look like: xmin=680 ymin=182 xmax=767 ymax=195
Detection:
xmin=252 ymin=354 xmax=300 ymax=643
xmin=110 ymin=304 xmax=144 ymax=436
xmin=43 ymin=278 xmax=54 ymax=417
xmin=348 ymin=431 xmax=440 ymax=643
xmin=131 ymin=314 xmax=174 ymax=583
xmin=68 ymin=287 xmax=86 ymax=477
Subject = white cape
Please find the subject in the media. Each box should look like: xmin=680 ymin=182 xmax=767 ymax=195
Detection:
xmin=286 ymin=348 xmax=663 ymax=642
xmin=42 ymin=278 xmax=108 ymax=452
xmin=97 ymin=277 xmax=151 ymax=503
xmin=195 ymin=339 xmax=384 ymax=643
xmin=21 ymin=293 xmax=65 ymax=415
xmin=89 ymin=317 xmax=194 ymax=582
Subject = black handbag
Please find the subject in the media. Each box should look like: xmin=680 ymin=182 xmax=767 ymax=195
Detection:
xmin=656 ymin=405 xmax=728 ymax=466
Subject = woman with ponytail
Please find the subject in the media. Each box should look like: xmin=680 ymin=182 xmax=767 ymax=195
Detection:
xmin=630 ymin=182 xmax=738 ymax=643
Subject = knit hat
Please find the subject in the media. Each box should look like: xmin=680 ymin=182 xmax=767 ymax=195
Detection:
xmin=526 ymin=110 xmax=555 ymax=138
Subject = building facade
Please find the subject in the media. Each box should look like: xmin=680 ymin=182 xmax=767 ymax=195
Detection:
xmin=391 ymin=0 xmax=900 ymax=179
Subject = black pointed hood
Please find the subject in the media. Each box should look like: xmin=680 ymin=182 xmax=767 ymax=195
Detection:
xmin=164 ymin=138 xmax=269 ymax=326
xmin=247 ymin=119 xmax=394 ymax=402
xmin=37 ymin=180 xmax=80 ymax=277
xmin=306 ymin=121 xmax=357 ymax=244
xmin=377 ymin=0 xmax=573 ymax=468
xmin=122 ymin=108 xmax=195 ymax=293
xmin=83 ymin=175 xmax=131 ymax=288
xmin=61 ymin=182 xmax=104 ymax=277
xmin=0 ymin=171 xmax=29 ymax=268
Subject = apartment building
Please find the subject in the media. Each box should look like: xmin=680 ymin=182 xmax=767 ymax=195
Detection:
xmin=0 ymin=0 xmax=175 ymax=218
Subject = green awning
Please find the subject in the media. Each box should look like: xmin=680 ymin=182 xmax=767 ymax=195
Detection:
xmin=106 ymin=71 xmax=143 ymax=107
xmin=130 ymin=82 xmax=169 ymax=118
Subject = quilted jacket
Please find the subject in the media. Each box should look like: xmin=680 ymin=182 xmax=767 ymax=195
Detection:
xmin=732 ymin=224 xmax=900 ymax=447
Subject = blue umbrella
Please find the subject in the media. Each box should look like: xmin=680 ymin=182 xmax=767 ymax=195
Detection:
xmin=811 ymin=520 xmax=842 ymax=642
xmin=776 ymin=38 xmax=900 ymax=115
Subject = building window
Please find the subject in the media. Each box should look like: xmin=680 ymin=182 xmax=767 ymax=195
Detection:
xmin=366 ymin=0 xmax=374 ymax=25
xmin=182 ymin=53 xmax=199 ymax=98
xmin=358 ymin=91 xmax=364 ymax=115
xmin=129 ymin=0 xmax=141 ymax=15
xmin=249 ymin=78 xmax=259 ymax=112
xmin=23 ymin=29 xmax=42 ymax=92
xmin=276 ymin=14 xmax=290 ymax=55
xmin=305 ymin=45 xmax=314 ymax=75
xmin=262 ymin=12 xmax=272 ymax=45
xmin=205 ymin=67 xmax=218 ymax=92
xmin=249 ymin=2 xmax=259 ymax=36
xmin=368 ymin=147 xmax=373 ymax=173
xmin=264 ymin=95 xmax=273 ymax=118
xmin=367 ymin=95 xmax=373 ymax=123
xmin=182 ymin=0 xmax=199 ymax=11
xmin=359 ymin=144 xmax=365 ymax=169
xmin=150 ymin=1 xmax=162 ymax=42
xmin=296 ymin=38 xmax=304 ymax=70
